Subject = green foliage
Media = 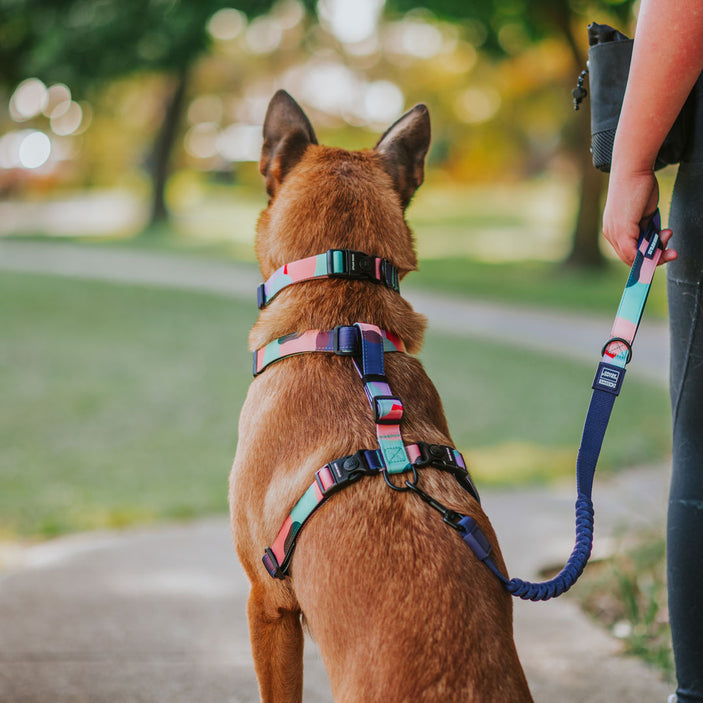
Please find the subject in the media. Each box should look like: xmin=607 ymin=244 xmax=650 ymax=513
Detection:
xmin=0 ymin=0 xmax=285 ymax=91
xmin=385 ymin=0 xmax=635 ymax=57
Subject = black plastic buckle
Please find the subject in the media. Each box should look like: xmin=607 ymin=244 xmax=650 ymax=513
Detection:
xmin=333 ymin=325 xmax=358 ymax=356
xmin=327 ymin=249 xmax=375 ymax=281
xmin=413 ymin=442 xmax=452 ymax=468
xmin=256 ymin=283 xmax=267 ymax=309
xmin=317 ymin=452 xmax=372 ymax=497
xmin=373 ymin=395 xmax=404 ymax=425
xmin=380 ymin=258 xmax=400 ymax=292
xmin=262 ymin=548 xmax=285 ymax=579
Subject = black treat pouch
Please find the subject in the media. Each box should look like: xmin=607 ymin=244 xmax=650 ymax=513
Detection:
xmin=576 ymin=22 xmax=693 ymax=172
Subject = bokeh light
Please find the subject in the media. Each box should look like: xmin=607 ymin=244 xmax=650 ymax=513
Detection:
xmin=207 ymin=8 xmax=246 ymax=41
xmin=318 ymin=0 xmax=384 ymax=44
xmin=18 ymin=131 xmax=52 ymax=169
xmin=9 ymin=78 xmax=49 ymax=122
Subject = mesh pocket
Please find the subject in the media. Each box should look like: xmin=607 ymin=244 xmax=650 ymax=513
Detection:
xmin=591 ymin=129 xmax=615 ymax=173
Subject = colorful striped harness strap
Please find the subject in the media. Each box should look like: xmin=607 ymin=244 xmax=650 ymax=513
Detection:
xmin=257 ymin=249 xmax=400 ymax=309
xmin=256 ymin=322 xmax=480 ymax=579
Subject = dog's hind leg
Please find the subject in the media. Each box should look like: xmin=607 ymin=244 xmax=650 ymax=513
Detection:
xmin=247 ymin=583 xmax=304 ymax=703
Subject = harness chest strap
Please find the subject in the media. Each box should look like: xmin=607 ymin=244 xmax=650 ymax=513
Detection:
xmin=257 ymin=249 xmax=400 ymax=309
xmin=253 ymin=325 xmax=405 ymax=376
xmin=262 ymin=441 xmax=477 ymax=579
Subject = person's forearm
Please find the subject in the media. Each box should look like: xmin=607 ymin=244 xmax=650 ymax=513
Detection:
xmin=611 ymin=0 xmax=703 ymax=174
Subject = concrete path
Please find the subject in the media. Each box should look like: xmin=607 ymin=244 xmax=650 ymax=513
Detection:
xmin=0 ymin=239 xmax=669 ymax=386
xmin=0 ymin=465 xmax=672 ymax=702
xmin=0 ymin=240 xmax=674 ymax=700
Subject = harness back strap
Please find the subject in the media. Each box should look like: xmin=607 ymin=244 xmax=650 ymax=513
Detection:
xmin=257 ymin=249 xmax=400 ymax=309
xmin=352 ymin=323 xmax=411 ymax=475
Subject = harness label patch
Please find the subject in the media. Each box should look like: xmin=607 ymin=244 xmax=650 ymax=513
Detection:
xmin=593 ymin=362 xmax=625 ymax=395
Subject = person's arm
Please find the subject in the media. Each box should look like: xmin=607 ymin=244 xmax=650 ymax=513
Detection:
xmin=602 ymin=0 xmax=703 ymax=265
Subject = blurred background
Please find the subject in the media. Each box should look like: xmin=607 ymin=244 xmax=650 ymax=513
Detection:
xmin=0 ymin=0 xmax=675 ymax=680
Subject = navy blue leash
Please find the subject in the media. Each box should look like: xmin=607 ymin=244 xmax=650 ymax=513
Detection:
xmin=416 ymin=212 xmax=664 ymax=601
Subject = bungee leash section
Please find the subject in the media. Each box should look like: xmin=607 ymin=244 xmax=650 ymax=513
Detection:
xmin=253 ymin=218 xmax=664 ymax=600
xmin=496 ymin=210 xmax=664 ymax=600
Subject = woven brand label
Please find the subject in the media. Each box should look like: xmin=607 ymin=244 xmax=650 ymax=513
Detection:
xmin=645 ymin=233 xmax=660 ymax=259
xmin=593 ymin=362 xmax=625 ymax=395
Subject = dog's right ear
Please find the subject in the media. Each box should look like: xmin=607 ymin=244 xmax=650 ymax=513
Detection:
xmin=260 ymin=90 xmax=318 ymax=198
xmin=374 ymin=104 xmax=431 ymax=209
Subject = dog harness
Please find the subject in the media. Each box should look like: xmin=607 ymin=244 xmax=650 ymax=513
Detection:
xmin=252 ymin=216 xmax=664 ymax=600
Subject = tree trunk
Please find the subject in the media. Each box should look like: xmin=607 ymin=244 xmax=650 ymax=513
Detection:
xmin=147 ymin=67 xmax=189 ymax=228
xmin=564 ymin=114 xmax=608 ymax=268
xmin=556 ymin=9 xmax=608 ymax=268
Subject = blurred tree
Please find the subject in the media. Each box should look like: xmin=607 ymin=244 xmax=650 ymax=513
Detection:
xmin=386 ymin=0 xmax=637 ymax=268
xmin=0 ymin=0 xmax=288 ymax=227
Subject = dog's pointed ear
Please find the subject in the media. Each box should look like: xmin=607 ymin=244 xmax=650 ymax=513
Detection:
xmin=260 ymin=90 xmax=318 ymax=198
xmin=374 ymin=104 xmax=431 ymax=208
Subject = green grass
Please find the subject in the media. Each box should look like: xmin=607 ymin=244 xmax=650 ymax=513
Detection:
xmin=577 ymin=533 xmax=673 ymax=680
xmin=420 ymin=331 xmax=671 ymax=485
xmin=411 ymin=257 xmax=669 ymax=319
xmin=0 ymin=272 xmax=256 ymax=538
xmin=0 ymin=271 xmax=671 ymax=537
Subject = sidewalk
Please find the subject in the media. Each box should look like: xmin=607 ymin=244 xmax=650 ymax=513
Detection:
xmin=0 ymin=465 xmax=672 ymax=702
xmin=0 ymin=240 xmax=674 ymax=700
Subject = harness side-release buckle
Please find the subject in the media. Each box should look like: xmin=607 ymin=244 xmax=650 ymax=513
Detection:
xmin=318 ymin=452 xmax=375 ymax=497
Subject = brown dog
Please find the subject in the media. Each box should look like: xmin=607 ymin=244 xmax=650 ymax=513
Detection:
xmin=230 ymin=90 xmax=532 ymax=702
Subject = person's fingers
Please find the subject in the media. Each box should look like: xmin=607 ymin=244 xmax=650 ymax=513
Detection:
xmin=657 ymin=228 xmax=677 ymax=265
xmin=660 ymin=228 xmax=674 ymax=246
xmin=659 ymin=248 xmax=678 ymax=265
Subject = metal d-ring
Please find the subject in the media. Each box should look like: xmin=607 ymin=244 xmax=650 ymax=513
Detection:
xmin=382 ymin=465 xmax=419 ymax=492
xmin=601 ymin=336 xmax=633 ymax=364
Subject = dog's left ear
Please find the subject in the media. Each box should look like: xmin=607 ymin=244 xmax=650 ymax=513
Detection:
xmin=374 ymin=104 xmax=431 ymax=208
xmin=260 ymin=90 xmax=318 ymax=198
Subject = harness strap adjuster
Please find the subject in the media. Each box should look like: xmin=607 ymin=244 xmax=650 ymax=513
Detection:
xmin=263 ymin=547 xmax=285 ymax=579
xmin=373 ymin=395 xmax=404 ymax=425
xmin=256 ymin=283 xmax=267 ymax=310
xmin=333 ymin=325 xmax=359 ymax=356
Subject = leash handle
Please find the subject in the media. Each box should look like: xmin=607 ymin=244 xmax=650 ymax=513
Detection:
xmin=484 ymin=211 xmax=664 ymax=601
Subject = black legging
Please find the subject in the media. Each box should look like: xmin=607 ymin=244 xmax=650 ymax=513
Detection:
xmin=667 ymin=106 xmax=703 ymax=699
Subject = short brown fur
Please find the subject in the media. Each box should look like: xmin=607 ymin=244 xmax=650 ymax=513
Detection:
xmin=230 ymin=91 xmax=532 ymax=703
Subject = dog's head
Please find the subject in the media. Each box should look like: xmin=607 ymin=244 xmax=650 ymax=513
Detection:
xmin=255 ymin=90 xmax=430 ymax=280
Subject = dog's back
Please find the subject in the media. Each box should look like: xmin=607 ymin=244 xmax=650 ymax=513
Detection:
xmin=231 ymin=91 xmax=532 ymax=702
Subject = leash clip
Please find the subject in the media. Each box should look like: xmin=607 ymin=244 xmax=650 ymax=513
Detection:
xmin=403 ymin=480 xmax=464 ymax=532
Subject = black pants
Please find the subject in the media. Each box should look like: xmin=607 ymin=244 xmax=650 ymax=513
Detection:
xmin=667 ymin=158 xmax=703 ymax=701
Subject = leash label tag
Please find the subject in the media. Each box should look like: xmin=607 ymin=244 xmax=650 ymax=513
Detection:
xmin=593 ymin=362 xmax=625 ymax=395
xmin=645 ymin=232 xmax=660 ymax=259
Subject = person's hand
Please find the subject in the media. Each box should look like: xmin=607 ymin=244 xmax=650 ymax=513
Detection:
xmin=602 ymin=167 xmax=677 ymax=266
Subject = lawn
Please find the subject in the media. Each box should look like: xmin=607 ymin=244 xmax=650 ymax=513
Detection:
xmin=0 ymin=270 xmax=671 ymax=538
